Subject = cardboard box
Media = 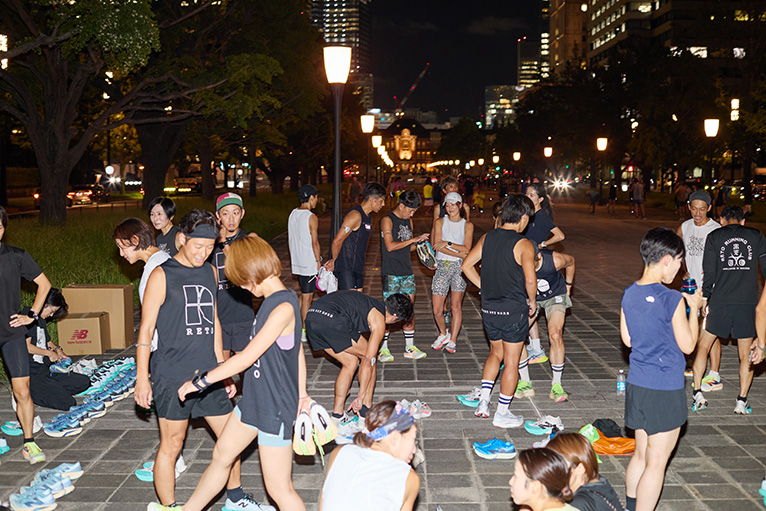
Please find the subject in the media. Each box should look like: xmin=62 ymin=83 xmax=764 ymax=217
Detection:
xmin=63 ymin=285 xmax=133 ymax=350
xmin=57 ymin=312 xmax=110 ymax=355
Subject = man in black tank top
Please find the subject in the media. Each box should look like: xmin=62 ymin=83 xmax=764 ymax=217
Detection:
xmin=134 ymin=210 xmax=264 ymax=509
xmin=213 ymin=193 xmax=258 ymax=358
xmin=378 ymin=191 xmax=430 ymax=363
xmin=325 ymin=183 xmax=386 ymax=291
xmin=461 ymin=195 xmax=537 ymax=429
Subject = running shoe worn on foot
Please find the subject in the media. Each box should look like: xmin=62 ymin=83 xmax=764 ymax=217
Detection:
xmin=457 ymin=387 xmax=481 ymax=407
xmin=527 ymin=348 xmax=548 ymax=364
xmin=475 ymin=399 xmax=490 ymax=418
xmin=444 ymin=340 xmax=456 ymax=354
xmin=514 ymin=381 xmax=535 ymax=399
xmin=492 ymin=410 xmax=524 ymax=429
xmin=431 ymin=333 xmax=450 ymax=351
xmin=403 ymin=346 xmax=426 ymax=360
xmin=22 ymin=441 xmax=46 ymax=465
xmin=473 ymin=440 xmax=517 ymax=460
xmin=692 ymin=392 xmax=708 ymax=412
xmin=701 ymin=374 xmax=723 ymax=392
xmin=549 ymin=383 xmax=569 ymax=403
xmin=735 ymin=400 xmax=752 ymax=415
xmin=301 ymin=329 xmax=308 ymax=343
xmin=147 ymin=504 xmax=174 ymax=511
xmin=223 ymin=494 xmax=276 ymax=511
xmin=684 ymin=368 xmax=693 ymax=377
xmin=377 ymin=348 xmax=394 ymax=363
xmin=524 ymin=416 xmax=564 ymax=435
xmin=10 ymin=486 xmax=56 ymax=511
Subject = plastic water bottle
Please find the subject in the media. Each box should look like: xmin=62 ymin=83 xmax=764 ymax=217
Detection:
xmin=617 ymin=370 xmax=626 ymax=395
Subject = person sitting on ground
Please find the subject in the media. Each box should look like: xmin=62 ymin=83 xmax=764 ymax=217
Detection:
xmin=320 ymin=400 xmax=420 ymax=511
xmin=23 ymin=289 xmax=90 ymax=411
xmin=548 ymin=432 xmax=625 ymax=511
xmin=509 ymin=447 xmax=576 ymax=511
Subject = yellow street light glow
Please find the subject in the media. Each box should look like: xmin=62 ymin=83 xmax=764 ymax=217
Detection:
xmin=371 ymin=135 xmax=382 ymax=148
xmin=478 ymin=158 xmax=484 ymax=165
xmin=513 ymin=152 xmax=521 ymax=161
xmin=597 ymin=138 xmax=608 ymax=151
xmin=704 ymin=119 xmax=719 ymax=138
xmin=360 ymin=114 xmax=375 ymax=134
xmin=544 ymin=146 xmax=553 ymax=158
xmin=493 ymin=155 xmax=500 ymax=164
xmin=323 ymin=46 xmax=352 ymax=84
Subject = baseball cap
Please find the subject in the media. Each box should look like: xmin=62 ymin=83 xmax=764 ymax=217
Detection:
xmin=216 ymin=192 xmax=243 ymax=211
xmin=444 ymin=192 xmax=462 ymax=204
xmin=688 ymin=191 xmax=712 ymax=205
xmin=298 ymin=184 xmax=321 ymax=201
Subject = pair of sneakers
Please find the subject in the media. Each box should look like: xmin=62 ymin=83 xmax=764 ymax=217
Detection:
xmin=472 ymin=438 xmax=517 ymax=460
xmin=431 ymin=332 xmax=456 ymax=354
xmin=378 ymin=345 xmax=427 ymax=362
xmin=400 ymin=399 xmax=432 ymax=419
xmin=474 ymin=400 xmax=524 ymax=429
xmin=293 ymin=401 xmax=337 ymax=456
xmin=514 ymin=381 xmax=569 ymax=403
xmin=2 ymin=416 xmax=43 ymax=436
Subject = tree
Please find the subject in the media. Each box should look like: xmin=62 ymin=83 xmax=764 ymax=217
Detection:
xmin=436 ymin=117 xmax=486 ymax=164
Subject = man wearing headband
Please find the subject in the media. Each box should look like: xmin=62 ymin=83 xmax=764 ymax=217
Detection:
xmin=134 ymin=209 xmax=267 ymax=510
xmin=212 ymin=192 xmax=259 ymax=359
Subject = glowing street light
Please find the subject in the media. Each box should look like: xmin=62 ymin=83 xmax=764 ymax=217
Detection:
xmin=493 ymin=155 xmax=500 ymax=164
xmin=544 ymin=146 xmax=553 ymax=158
xmin=704 ymin=118 xmax=720 ymax=184
xmin=361 ymin=114 xmax=375 ymax=182
xmin=513 ymin=152 xmax=521 ymax=161
xmin=596 ymin=138 xmax=608 ymax=196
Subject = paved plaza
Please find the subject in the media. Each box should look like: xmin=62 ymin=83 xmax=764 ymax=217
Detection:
xmin=2 ymin=196 xmax=766 ymax=511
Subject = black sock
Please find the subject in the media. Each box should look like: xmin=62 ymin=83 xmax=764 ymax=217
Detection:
xmin=23 ymin=437 xmax=34 ymax=444
xmin=360 ymin=405 xmax=370 ymax=417
xmin=227 ymin=486 xmax=245 ymax=503
xmin=331 ymin=412 xmax=343 ymax=419
xmin=626 ymin=496 xmax=636 ymax=511
xmin=692 ymin=389 xmax=701 ymax=398
xmin=737 ymin=395 xmax=747 ymax=403
xmin=167 ymin=503 xmax=178 ymax=508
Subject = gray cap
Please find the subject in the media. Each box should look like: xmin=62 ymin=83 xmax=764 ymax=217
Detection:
xmin=688 ymin=191 xmax=712 ymax=205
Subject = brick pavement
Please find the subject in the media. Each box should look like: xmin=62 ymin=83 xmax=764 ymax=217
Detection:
xmin=2 ymin=195 xmax=766 ymax=510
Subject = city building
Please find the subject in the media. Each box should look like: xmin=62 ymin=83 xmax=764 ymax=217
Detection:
xmin=381 ymin=117 xmax=442 ymax=173
xmin=310 ymin=0 xmax=374 ymax=109
xmin=518 ymin=39 xmax=542 ymax=88
xmin=541 ymin=0 xmax=551 ymax=80
xmin=549 ymin=0 xmax=589 ymax=71
xmin=484 ymin=86 xmax=516 ymax=129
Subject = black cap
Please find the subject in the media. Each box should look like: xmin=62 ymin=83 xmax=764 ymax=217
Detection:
xmin=298 ymin=184 xmax=320 ymax=201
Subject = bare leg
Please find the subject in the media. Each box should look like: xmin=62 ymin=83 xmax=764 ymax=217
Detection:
xmin=498 ymin=342 xmax=524 ymax=397
xmin=625 ymin=428 xmax=647 ymax=501
xmin=324 ymin=349 xmax=360 ymax=415
xmin=634 ymin=428 xmax=681 ymax=511
xmin=260 ymin=444 xmax=306 ymax=511
xmin=737 ymin=338 xmax=756 ymax=398
xmin=709 ymin=338 xmax=722 ymax=373
xmin=432 ymin=294 xmax=448 ymax=336
xmin=299 ymin=292 xmax=314 ymax=324
xmin=156 ymin=418 xmax=188 ymax=505
xmin=204 ymin=413 xmax=241 ymax=490
xmin=547 ymin=311 xmax=566 ymax=367
xmin=450 ymin=291 xmax=465 ymax=342
xmin=482 ymin=340 xmax=504 ymax=382
xmin=692 ymin=330 xmax=717 ymax=390
xmin=11 ymin=377 xmax=33 ymax=438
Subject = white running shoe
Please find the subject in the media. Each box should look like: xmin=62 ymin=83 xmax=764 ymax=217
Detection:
xmin=492 ymin=410 xmax=524 ymax=428
xmin=431 ymin=333 xmax=450 ymax=350
xmin=475 ymin=399 xmax=490 ymax=418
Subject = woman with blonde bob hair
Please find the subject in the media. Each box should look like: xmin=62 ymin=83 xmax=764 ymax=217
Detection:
xmin=509 ymin=448 xmax=576 ymax=511
xmin=148 ymin=236 xmax=311 ymax=511
xmin=547 ymin=433 xmax=625 ymax=511
xmin=320 ymin=400 xmax=420 ymax=511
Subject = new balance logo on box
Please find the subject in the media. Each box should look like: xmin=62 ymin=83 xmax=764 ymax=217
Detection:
xmin=71 ymin=330 xmax=89 ymax=340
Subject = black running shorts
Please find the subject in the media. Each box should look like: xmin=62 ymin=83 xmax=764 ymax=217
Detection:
xmin=305 ymin=312 xmax=358 ymax=354
xmin=0 ymin=336 xmax=30 ymax=378
xmin=297 ymin=274 xmax=317 ymax=294
xmin=153 ymin=379 xmax=233 ymax=421
xmin=625 ymin=383 xmax=687 ymax=435
xmin=221 ymin=320 xmax=254 ymax=352
xmin=336 ymin=271 xmax=364 ymax=291
xmin=704 ymin=304 xmax=756 ymax=339
xmin=481 ymin=309 xmax=528 ymax=343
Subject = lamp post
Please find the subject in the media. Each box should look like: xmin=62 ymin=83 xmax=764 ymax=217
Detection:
xmin=597 ymin=137 xmax=608 ymax=196
xmin=323 ymin=46 xmax=352 ymax=240
xmin=704 ymin=118 xmax=719 ymax=185
xmin=361 ymin=114 xmax=375 ymax=183
xmin=371 ymin=135 xmax=382 ymax=183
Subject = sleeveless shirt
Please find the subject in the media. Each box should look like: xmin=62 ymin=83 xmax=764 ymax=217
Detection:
xmin=536 ymin=249 xmax=567 ymax=301
xmin=210 ymin=229 xmax=255 ymax=324
xmin=288 ymin=208 xmax=317 ymax=276
xmin=481 ymin=229 xmax=528 ymax=314
xmin=335 ymin=205 xmax=372 ymax=275
xmin=381 ymin=212 xmax=413 ymax=276
xmin=156 ymin=225 xmax=180 ymax=256
xmin=436 ymin=217 xmax=466 ymax=262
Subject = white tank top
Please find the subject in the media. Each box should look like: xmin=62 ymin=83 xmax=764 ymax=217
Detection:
xmin=681 ymin=217 xmax=720 ymax=286
xmin=321 ymin=445 xmax=411 ymax=511
xmin=288 ymin=208 xmax=316 ymax=276
xmin=436 ymin=217 xmax=467 ymax=262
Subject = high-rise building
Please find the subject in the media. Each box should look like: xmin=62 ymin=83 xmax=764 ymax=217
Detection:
xmin=541 ymin=0 xmax=551 ymax=80
xmin=518 ymin=40 xmax=542 ymax=89
xmin=549 ymin=0 xmax=588 ymax=71
xmin=484 ymin=86 xmax=516 ymax=129
xmin=586 ymin=0 xmax=648 ymax=61
xmin=311 ymin=0 xmax=374 ymax=109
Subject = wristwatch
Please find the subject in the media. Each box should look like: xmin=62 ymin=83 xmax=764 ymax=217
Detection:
xmin=27 ymin=309 xmax=39 ymax=320
xmin=448 ymin=241 xmax=453 ymax=247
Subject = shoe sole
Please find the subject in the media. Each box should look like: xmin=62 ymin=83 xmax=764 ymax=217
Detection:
xmin=514 ymin=389 xmax=536 ymax=399
xmin=24 ymin=455 xmax=47 ymax=465
xmin=44 ymin=426 xmax=82 ymax=438
xmin=456 ymin=396 xmax=479 ymax=408
xmin=493 ymin=420 xmax=523 ymax=429
xmin=735 ymin=407 xmax=752 ymax=415
xmin=403 ymin=353 xmax=426 ymax=359
xmin=475 ymin=411 xmax=489 ymax=418
xmin=692 ymin=402 xmax=708 ymax=412
xmin=10 ymin=502 xmax=57 ymax=511
xmin=701 ymin=384 xmax=722 ymax=392
xmin=549 ymin=392 xmax=568 ymax=403
xmin=524 ymin=421 xmax=553 ymax=435
xmin=473 ymin=448 xmax=517 ymax=460
xmin=528 ymin=356 xmax=548 ymax=364
xmin=378 ymin=356 xmax=394 ymax=363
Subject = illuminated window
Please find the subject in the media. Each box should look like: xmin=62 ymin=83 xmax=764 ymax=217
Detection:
xmin=0 ymin=34 xmax=6 ymax=69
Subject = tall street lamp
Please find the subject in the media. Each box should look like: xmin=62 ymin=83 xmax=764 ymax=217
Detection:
xmin=324 ymin=46 xmax=352 ymax=239
xmin=371 ymin=135 xmax=382 ymax=182
xmin=361 ymin=114 xmax=375 ymax=183
xmin=704 ymin=118 xmax=719 ymax=185
xmin=597 ymin=137 xmax=608 ymax=196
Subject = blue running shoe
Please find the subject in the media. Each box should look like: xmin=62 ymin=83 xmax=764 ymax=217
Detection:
xmin=473 ymin=440 xmax=517 ymax=460
xmin=457 ymin=387 xmax=481 ymax=408
xmin=32 ymin=471 xmax=73 ymax=499
xmin=10 ymin=486 xmax=56 ymax=511
xmin=49 ymin=462 xmax=83 ymax=481
xmin=472 ymin=438 xmax=507 ymax=451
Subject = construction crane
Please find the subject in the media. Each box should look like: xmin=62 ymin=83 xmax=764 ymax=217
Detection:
xmin=393 ymin=63 xmax=430 ymax=116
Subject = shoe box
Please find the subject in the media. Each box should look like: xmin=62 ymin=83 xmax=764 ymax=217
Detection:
xmin=56 ymin=312 xmax=111 ymax=355
xmin=62 ymin=284 xmax=133 ymax=350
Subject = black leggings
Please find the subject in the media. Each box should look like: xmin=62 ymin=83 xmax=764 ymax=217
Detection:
xmin=0 ymin=337 xmax=30 ymax=378
xmin=29 ymin=358 xmax=90 ymax=410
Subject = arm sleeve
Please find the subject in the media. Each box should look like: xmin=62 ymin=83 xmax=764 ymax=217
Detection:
xmin=20 ymin=251 xmax=43 ymax=282
xmin=701 ymin=234 xmax=716 ymax=299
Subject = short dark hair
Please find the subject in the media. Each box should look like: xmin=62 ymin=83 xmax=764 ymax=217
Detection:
xmin=179 ymin=209 xmax=217 ymax=235
xmin=148 ymin=197 xmax=176 ymax=219
xmin=398 ymin=190 xmax=421 ymax=209
xmin=0 ymin=205 xmax=7 ymax=229
xmin=721 ymin=205 xmax=744 ymax=222
xmin=500 ymin=194 xmax=534 ymax=224
xmin=518 ymin=448 xmax=573 ymax=502
xmin=45 ymin=288 xmax=68 ymax=319
xmin=113 ymin=218 xmax=156 ymax=250
xmin=384 ymin=293 xmax=414 ymax=322
xmin=363 ymin=182 xmax=387 ymax=201
xmin=640 ymin=227 xmax=685 ymax=266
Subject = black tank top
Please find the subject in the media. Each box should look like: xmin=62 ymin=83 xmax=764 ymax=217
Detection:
xmin=335 ymin=205 xmax=372 ymax=275
xmin=239 ymin=289 xmax=301 ymax=438
xmin=308 ymin=290 xmax=385 ymax=333
xmin=210 ymin=229 xmax=255 ymax=323
xmin=152 ymin=259 xmax=218 ymax=383
xmin=536 ymin=249 xmax=566 ymax=301
xmin=381 ymin=212 xmax=413 ymax=276
xmin=481 ymin=229 xmax=528 ymax=314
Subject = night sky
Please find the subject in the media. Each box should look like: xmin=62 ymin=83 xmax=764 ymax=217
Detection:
xmin=371 ymin=1 xmax=541 ymax=121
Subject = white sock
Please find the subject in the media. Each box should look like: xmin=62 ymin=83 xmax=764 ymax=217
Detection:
xmin=403 ymin=330 xmax=415 ymax=350
xmin=480 ymin=379 xmax=494 ymax=402
xmin=518 ymin=357 xmax=531 ymax=382
xmin=380 ymin=331 xmax=390 ymax=351
xmin=497 ymin=393 xmax=512 ymax=414
xmin=551 ymin=363 xmax=564 ymax=385
xmin=529 ymin=338 xmax=542 ymax=352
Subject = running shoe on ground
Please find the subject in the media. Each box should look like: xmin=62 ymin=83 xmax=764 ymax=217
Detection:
xmin=492 ymin=410 xmax=524 ymax=429
xmin=457 ymin=387 xmax=481 ymax=407
xmin=683 ymin=368 xmax=693 ymax=378
xmin=527 ymin=348 xmax=548 ymax=364
xmin=514 ymin=381 xmax=535 ymax=399
xmin=310 ymin=401 xmax=337 ymax=445
xmin=692 ymin=392 xmax=708 ymax=412
xmin=32 ymin=472 xmax=73 ymax=499
xmin=406 ymin=400 xmax=432 ymax=419
xmin=43 ymin=422 xmax=82 ymax=438
xmin=472 ymin=438 xmax=506 ymax=451
xmin=444 ymin=340 xmax=456 ymax=354
xmin=377 ymin=348 xmax=394 ymax=363
xmin=22 ymin=442 xmax=46 ymax=465
xmin=334 ymin=414 xmax=362 ymax=445
xmin=223 ymin=494 xmax=276 ymax=511
xmin=524 ymin=416 xmax=564 ymax=435
xmin=701 ymin=374 xmax=723 ymax=392
xmin=47 ymin=462 xmax=83 ymax=481
xmin=0 ymin=438 xmax=8 ymax=455
xmin=135 ymin=456 xmax=186 ymax=482
xmin=2 ymin=416 xmax=43 ymax=436
xmin=735 ymin=400 xmax=752 ymax=415
xmin=9 ymin=486 xmax=56 ymax=511
xmin=431 ymin=333 xmax=450 ymax=351
xmin=292 ymin=410 xmax=316 ymax=456
xmin=412 ymin=447 xmax=425 ymax=468
xmin=549 ymin=383 xmax=569 ymax=403
xmin=475 ymin=399 xmax=490 ymax=418
xmin=473 ymin=439 xmax=517 ymax=460
xmin=403 ymin=346 xmax=426 ymax=360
